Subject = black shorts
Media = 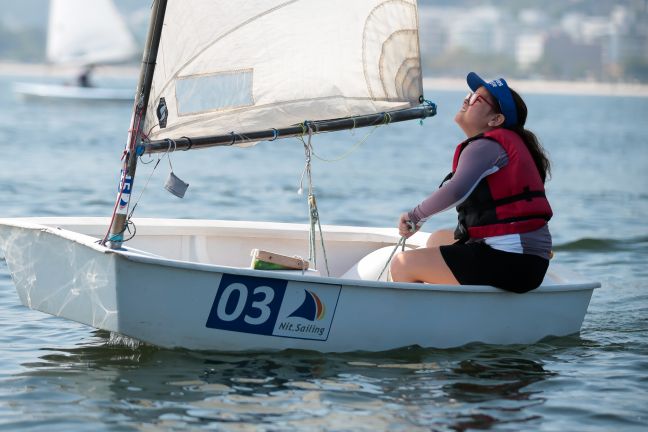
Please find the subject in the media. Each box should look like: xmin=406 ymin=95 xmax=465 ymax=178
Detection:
xmin=439 ymin=241 xmax=549 ymax=293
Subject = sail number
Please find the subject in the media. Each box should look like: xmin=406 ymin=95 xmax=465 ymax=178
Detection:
xmin=206 ymin=274 xmax=287 ymax=335
xmin=215 ymin=283 xmax=274 ymax=325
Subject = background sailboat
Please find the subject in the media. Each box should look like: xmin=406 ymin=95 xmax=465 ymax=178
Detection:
xmin=13 ymin=0 xmax=138 ymax=102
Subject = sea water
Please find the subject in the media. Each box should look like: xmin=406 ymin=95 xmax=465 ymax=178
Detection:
xmin=0 ymin=75 xmax=647 ymax=431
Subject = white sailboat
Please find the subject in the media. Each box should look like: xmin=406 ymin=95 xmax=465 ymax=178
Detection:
xmin=13 ymin=0 xmax=138 ymax=102
xmin=0 ymin=0 xmax=600 ymax=353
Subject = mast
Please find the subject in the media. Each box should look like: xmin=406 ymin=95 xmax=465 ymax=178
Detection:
xmin=105 ymin=0 xmax=167 ymax=249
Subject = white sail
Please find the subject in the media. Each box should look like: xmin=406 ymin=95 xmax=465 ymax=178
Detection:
xmin=144 ymin=0 xmax=424 ymax=143
xmin=47 ymin=0 xmax=138 ymax=65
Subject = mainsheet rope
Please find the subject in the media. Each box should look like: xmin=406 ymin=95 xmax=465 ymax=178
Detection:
xmin=296 ymin=112 xmax=414 ymax=280
xmin=298 ymin=123 xmax=330 ymax=276
xmin=377 ymin=236 xmax=407 ymax=281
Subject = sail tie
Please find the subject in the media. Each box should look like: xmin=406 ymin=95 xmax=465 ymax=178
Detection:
xmin=182 ymin=136 xmax=194 ymax=150
xmin=269 ymin=128 xmax=279 ymax=141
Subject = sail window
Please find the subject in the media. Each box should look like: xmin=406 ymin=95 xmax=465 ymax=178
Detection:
xmin=175 ymin=70 xmax=254 ymax=116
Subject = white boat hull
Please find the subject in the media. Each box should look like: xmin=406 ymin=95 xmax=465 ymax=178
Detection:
xmin=0 ymin=217 xmax=599 ymax=352
xmin=13 ymin=82 xmax=133 ymax=102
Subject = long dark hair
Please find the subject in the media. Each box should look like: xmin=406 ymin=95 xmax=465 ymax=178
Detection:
xmin=502 ymin=89 xmax=551 ymax=183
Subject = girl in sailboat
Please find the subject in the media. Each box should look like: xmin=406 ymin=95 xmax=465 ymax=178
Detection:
xmin=390 ymin=72 xmax=553 ymax=293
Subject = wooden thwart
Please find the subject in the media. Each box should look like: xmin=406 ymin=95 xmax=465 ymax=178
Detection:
xmin=250 ymin=249 xmax=309 ymax=271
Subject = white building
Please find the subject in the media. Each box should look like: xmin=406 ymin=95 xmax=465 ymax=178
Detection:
xmin=516 ymin=33 xmax=545 ymax=70
xmin=417 ymin=6 xmax=515 ymax=56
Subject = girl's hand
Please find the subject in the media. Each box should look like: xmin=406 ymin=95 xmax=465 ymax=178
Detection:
xmin=398 ymin=213 xmax=418 ymax=238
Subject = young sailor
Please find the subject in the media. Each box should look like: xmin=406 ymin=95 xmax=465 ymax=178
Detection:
xmin=390 ymin=72 xmax=553 ymax=293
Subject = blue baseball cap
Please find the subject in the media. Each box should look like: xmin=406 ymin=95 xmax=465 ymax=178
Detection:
xmin=466 ymin=72 xmax=518 ymax=127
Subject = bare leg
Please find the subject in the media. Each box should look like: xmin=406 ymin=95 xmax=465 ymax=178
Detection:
xmin=426 ymin=229 xmax=455 ymax=248
xmin=390 ymin=246 xmax=459 ymax=284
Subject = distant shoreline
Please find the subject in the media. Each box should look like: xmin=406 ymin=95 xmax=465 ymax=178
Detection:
xmin=2 ymin=62 xmax=647 ymax=97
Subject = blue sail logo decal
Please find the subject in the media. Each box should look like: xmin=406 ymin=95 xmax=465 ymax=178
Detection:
xmin=288 ymin=289 xmax=325 ymax=321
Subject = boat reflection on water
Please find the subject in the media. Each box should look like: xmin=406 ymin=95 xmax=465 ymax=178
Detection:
xmin=440 ymin=356 xmax=552 ymax=430
xmin=13 ymin=331 xmax=587 ymax=431
xmin=445 ymin=356 xmax=553 ymax=403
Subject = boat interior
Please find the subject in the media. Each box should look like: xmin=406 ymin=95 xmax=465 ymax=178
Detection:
xmin=20 ymin=217 xmax=419 ymax=280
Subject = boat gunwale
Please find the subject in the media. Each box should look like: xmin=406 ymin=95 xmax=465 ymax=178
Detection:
xmin=0 ymin=217 xmax=602 ymax=294
xmin=116 ymin=248 xmax=601 ymax=293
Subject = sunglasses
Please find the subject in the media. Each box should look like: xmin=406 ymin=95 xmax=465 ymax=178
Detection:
xmin=464 ymin=92 xmax=497 ymax=111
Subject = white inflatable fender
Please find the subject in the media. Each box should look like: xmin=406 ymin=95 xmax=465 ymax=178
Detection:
xmin=341 ymin=245 xmax=413 ymax=282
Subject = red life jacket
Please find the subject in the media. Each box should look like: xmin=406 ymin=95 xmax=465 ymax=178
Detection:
xmin=449 ymin=128 xmax=553 ymax=240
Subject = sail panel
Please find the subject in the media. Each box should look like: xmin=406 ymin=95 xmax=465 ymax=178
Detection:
xmin=176 ymin=70 xmax=254 ymax=115
xmin=47 ymin=0 xmax=138 ymax=65
xmin=144 ymin=0 xmax=423 ymax=144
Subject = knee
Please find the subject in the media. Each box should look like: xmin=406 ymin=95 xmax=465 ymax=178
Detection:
xmin=389 ymin=251 xmax=408 ymax=280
